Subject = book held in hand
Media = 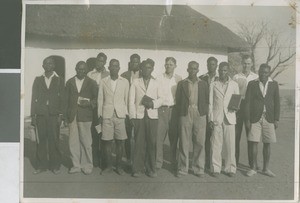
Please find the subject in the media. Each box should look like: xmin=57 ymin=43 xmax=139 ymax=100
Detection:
xmin=228 ymin=94 xmax=242 ymax=111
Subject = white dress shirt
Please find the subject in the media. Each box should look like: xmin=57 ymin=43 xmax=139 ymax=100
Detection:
xmin=258 ymin=77 xmax=273 ymax=112
xmin=130 ymin=71 xmax=140 ymax=84
xmin=75 ymin=76 xmax=85 ymax=93
xmin=43 ymin=71 xmax=58 ymax=89
xmin=110 ymin=77 xmax=118 ymax=93
xmin=233 ymin=71 xmax=258 ymax=99
xmin=157 ymin=73 xmax=181 ymax=106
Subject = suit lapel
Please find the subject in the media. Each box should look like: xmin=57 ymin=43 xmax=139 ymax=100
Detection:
xmin=182 ymin=80 xmax=189 ymax=98
xmin=139 ymin=78 xmax=146 ymax=93
xmin=49 ymin=76 xmax=58 ymax=90
xmin=40 ymin=76 xmax=48 ymax=91
xmin=104 ymin=78 xmax=113 ymax=94
xmin=214 ymin=81 xmax=225 ymax=97
xmin=255 ymin=80 xmax=264 ymax=98
xmin=79 ymin=77 xmax=88 ymax=93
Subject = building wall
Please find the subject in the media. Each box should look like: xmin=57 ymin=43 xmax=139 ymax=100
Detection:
xmin=24 ymin=47 xmax=227 ymax=117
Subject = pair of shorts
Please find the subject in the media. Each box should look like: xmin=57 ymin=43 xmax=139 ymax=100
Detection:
xmin=248 ymin=114 xmax=276 ymax=143
xmin=101 ymin=113 xmax=127 ymax=141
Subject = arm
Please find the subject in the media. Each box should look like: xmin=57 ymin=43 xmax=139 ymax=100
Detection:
xmin=124 ymin=80 xmax=129 ymax=115
xmin=244 ymin=82 xmax=252 ymax=130
xmin=97 ymin=81 xmax=104 ymax=119
xmin=128 ymin=82 xmax=136 ymax=119
xmin=30 ymin=78 xmax=38 ymax=126
xmin=58 ymin=77 xmax=66 ymax=117
xmin=175 ymin=81 xmax=182 ymax=110
xmin=152 ymin=81 xmax=163 ymax=109
xmin=274 ymin=82 xmax=280 ymax=129
xmin=208 ymin=83 xmax=214 ymax=122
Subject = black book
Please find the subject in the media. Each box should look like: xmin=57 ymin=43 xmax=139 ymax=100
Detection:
xmin=228 ymin=94 xmax=242 ymax=111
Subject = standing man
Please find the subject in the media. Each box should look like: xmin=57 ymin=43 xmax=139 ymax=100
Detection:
xmin=98 ymin=59 xmax=129 ymax=175
xmin=87 ymin=52 xmax=109 ymax=168
xmin=65 ymin=61 xmax=98 ymax=175
xmin=31 ymin=56 xmax=65 ymax=175
xmin=233 ymin=55 xmax=258 ymax=167
xmin=176 ymin=61 xmax=209 ymax=178
xmin=156 ymin=57 xmax=182 ymax=171
xmin=121 ymin=54 xmax=141 ymax=165
xmin=245 ymin=64 xmax=280 ymax=177
xmin=209 ymin=62 xmax=239 ymax=177
xmin=199 ymin=56 xmax=219 ymax=171
xmin=129 ymin=58 xmax=162 ymax=178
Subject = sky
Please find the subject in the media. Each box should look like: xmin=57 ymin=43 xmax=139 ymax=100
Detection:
xmin=191 ymin=5 xmax=296 ymax=89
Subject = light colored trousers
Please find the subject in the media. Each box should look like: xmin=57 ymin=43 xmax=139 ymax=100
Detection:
xmin=178 ymin=106 xmax=206 ymax=175
xmin=211 ymin=118 xmax=236 ymax=173
xmin=69 ymin=117 xmax=93 ymax=171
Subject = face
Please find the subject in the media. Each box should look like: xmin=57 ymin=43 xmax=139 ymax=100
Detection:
xmin=109 ymin=61 xmax=120 ymax=76
xmin=96 ymin=56 xmax=106 ymax=70
xmin=76 ymin=63 xmax=87 ymax=79
xmin=187 ymin=63 xmax=199 ymax=77
xmin=242 ymin=58 xmax=253 ymax=72
xmin=207 ymin=60 xmax=218 ymax=73
xmin=258 ymin=67 xmax=270 ymax=83
xmin=43 ymin=58 xmax=55 ymax=73
xmin=141 ymin=63 xmax=154 ymax=78
xmin=129 ymin=57 xmax=140 ymax=72
xmin=218 ymin=65 xmax=229 ymax=79
xmin=165 ymin=60 xmax=176 ymax=74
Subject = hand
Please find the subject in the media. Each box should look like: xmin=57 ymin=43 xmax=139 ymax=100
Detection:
xmin=98 ymin=116 xmax=103 ymax=125
xmin=31 ymin=116 xmax=36 ymax=127
xmin=274 ymin=120 xmax=279 ymax=129
xmin=209 ymin=121 xmax=214 ymax=130
xmin=63 ymin=120 xmax=68 ymax=127
xmin=79 ymin=100 xmax=90 ymax=107
xmin=245 ymin=120 xmax=251 ymax=131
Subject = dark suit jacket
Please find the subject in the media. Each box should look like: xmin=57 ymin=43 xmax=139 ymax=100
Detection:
xmin=244 ymin=79 xmax=280 ymax=123
xmin=176 ymin=78 xmax=209 ymax=117
xmin=31 ymin=75 xmax=65 ymax=116
xmin=199 ymin=73 xmax=219 ymax=86
xmin=65 ymin=76 xmax=98 ymax=123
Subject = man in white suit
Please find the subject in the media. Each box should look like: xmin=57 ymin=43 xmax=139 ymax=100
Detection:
xmin=209 ymin=62 xmax=239 ymax=177
xmin=129 ymin=58 xmax=162 ymax=178
xmin=98 ymin=59 xmax=129 ymax=175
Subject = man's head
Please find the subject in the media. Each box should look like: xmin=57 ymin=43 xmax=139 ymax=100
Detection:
xmin=164 ymin=57 xmax=177 ymax=74
xmin=75 ymin=61 xmax=88 ymax=80
xmin=207 ymin=57 xmax=218 ymax=73
xmin=43 ymin=56 xmax=55 ymax=73
xmin=218 ymin=62 xmax=229 ymax=80
xmin=108 ymin=59 xmax=120 ymax=76
xmin=140 ymin=58 xmax=155 ymax=78
xmin=129 ymin=54 xmax=141 ymax=72
xmin=96 ymin=52 xmax=107 ymax=71
xmin=258 ymin=63 xmax=271 ymax=83
xmin=187 ymin=61 xmax=199 ymax=77
xmin=241 ymin=55 xmax=253 ymax=73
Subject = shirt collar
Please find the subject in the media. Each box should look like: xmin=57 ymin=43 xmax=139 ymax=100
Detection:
xmin=163 ymin=72 xmax=175 ymax=79
xmin=43 ymin=71 xmax=58 ymax=78
xmin=76 ymin=76 xmax=85 ymax=81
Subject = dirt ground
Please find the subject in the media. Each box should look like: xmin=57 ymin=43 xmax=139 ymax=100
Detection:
xmin=22 ymin=110 xmax=296 ymax=200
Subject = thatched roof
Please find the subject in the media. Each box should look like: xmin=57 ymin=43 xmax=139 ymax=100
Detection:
xmin=25 ymin=5 xmax=249 ymax=52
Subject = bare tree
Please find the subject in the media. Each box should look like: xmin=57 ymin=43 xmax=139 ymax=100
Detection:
xmin=237 ymin=21 xmax=295 ymax=81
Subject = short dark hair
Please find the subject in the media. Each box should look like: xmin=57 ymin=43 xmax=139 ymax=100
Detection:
xmin=109 ymin=59 xmax=119 ymax=67
xmin=259 ymin=63 xmax=271 ymax=71
xmin=207 ymin=56 xmax=218 ymax=64
xmin=130 ymin=54 xmax=140 ymax=62
xmin=97 ymin=52 xmax=107 ymax=61
xmin=43 ymin=56 xmax=54 ymax=65
xmin=241 ymin=54 xmax=252 ymax=62
xmin=75 ymin=61 xmax=86 ymax=69
xmin=165 ymin=57 xmax=176 ymax=64
xmin=219 ymin=61 xmax=229 ymax=69
xmin=141 ymin=58 xmax=155 ymax=68
xmin=188 ymin=61 xmax=199 ymax=68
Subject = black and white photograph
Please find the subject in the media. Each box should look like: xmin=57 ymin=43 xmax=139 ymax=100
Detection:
xmin=21 ymin=1 xmax=299 ymax=202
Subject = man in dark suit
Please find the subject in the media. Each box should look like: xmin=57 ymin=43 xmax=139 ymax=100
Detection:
xmin=199 ymin=56 xmax=219 ymax=171
xmin=87 ymin=52 xmax=110 ymax=168
xmin=31 ymin=56 xmax=65 ymax=175
xmin=176 ymin=61 xmax=209 ymax=178
xmin=121 ymin=54 xmax=141 ymax=165
xmin=65 ymin=61 xmax=98 ymax=175
xmin=245 ymin=63 xmax=280 ymax=177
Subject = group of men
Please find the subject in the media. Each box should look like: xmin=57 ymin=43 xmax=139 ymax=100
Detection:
xmin=30 ymin=52 xmax=280 ymax=178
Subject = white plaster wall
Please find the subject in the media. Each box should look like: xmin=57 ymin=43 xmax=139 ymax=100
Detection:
xmin=24 ymin=48 xmax=227 ymax=116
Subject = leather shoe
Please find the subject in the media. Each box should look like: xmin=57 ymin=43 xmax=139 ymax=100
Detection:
xmin=33 ymin=169 xmax=46 ymax=175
